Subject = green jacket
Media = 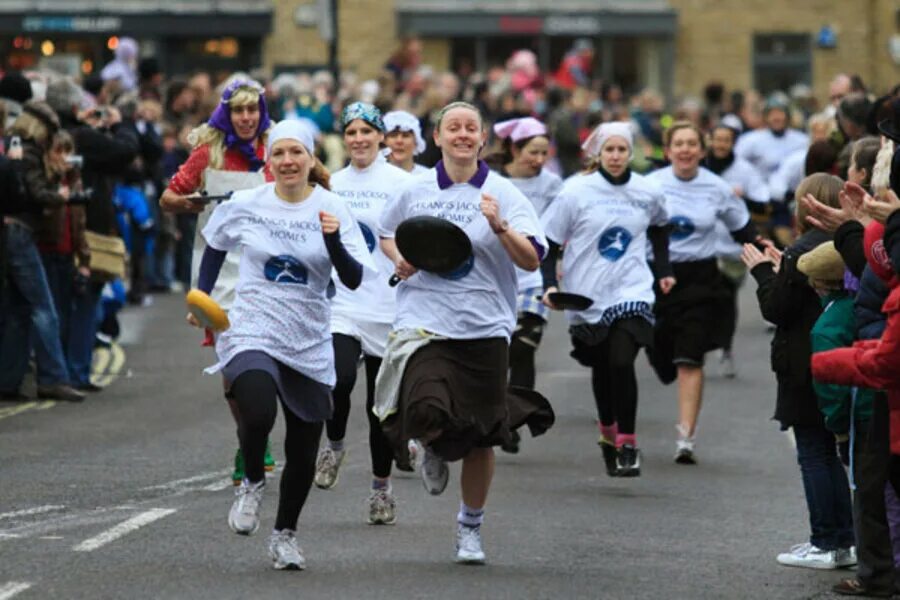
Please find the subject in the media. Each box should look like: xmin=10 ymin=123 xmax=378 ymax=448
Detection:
xmin=810 ymin=293 xmax=876 ymax=433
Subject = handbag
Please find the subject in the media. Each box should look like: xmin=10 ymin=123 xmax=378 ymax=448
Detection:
xmin=84 ymin=230 xmax=127 ymax=281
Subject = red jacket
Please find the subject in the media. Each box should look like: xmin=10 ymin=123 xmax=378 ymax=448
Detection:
xmin=812 ymin=284 xmax=900 ymax=453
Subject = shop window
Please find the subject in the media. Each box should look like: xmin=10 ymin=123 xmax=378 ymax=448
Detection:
xmin=753 ymin=33 xmax=811 ymax=95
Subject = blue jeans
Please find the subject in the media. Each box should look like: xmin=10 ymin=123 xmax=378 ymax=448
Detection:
xmin=0 ymin=223 xmax=70 ymax=389
xmin=68 ymin=282 xmax=102 ymax=386
xmin=794 ymin=423 xmax=855 ymax=550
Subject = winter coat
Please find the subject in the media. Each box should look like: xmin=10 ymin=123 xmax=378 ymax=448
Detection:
xmin=810 ymin=293 xmax=876 ymax=433
xmin=856 ymin=266 xmax=889 ymax=341
xmin=812 ymin=209 xmax=900 ymax=453
xmin=750 ymin=228 xmax=831 ymax=429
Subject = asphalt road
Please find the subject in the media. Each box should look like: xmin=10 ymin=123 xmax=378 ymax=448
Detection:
xmin=0 ymin=287 xmax=848 ymax=599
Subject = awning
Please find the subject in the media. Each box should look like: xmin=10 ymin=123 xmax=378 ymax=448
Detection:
xmin=396 ymin=0 xmax=677 ymax=37
xmin=0 ymin=0 xmax=273 ymax=35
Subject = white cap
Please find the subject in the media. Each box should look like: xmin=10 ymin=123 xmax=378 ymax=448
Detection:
xmin=383 ymin=110 xmax=426 ymax=155
xmin=581 ymin=121 xmax=633 ymax=157
xmin=267 ymin=119 xmax=316 ymax=155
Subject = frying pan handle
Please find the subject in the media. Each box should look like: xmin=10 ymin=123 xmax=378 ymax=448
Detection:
xmin=388 ymin=274 xmax=401 ymax=287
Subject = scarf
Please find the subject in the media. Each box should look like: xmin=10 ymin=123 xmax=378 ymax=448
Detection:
xmin=206 ymin=78 xmax=270 ymax=172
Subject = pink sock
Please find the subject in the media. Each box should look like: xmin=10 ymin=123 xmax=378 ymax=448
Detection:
xmin=617 ymin=433 xmax=637 ymax=448
xmin=598 ymin=422 xmax=618 ymax=443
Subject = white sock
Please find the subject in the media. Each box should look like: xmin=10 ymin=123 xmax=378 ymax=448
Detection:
xmin=457 ymin=502 xmax=484 ymax=529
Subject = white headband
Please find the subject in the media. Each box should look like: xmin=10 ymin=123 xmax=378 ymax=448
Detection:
xmin=582 ymin=122 xmax=634 ymax=157
xmin=382 ymin=110 xmax=426 ymax=155
xmin=267 ymin=119 xmax=316 ymax=156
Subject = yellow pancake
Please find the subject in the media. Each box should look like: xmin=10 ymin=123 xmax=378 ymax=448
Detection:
xmin=185 ymin=289 xmax=230 ymax=332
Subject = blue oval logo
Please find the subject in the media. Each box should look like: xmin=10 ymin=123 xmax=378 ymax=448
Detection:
xmin=669 ymin=216 xmax=695 ymax=241
xmin=359 ymin=222 xmax=376 ymax=253
xmin=438 ymin=255 xmax=475 ymax=281
xmin=597 ymin=227 xmax=632 ymax=261
xmin=264 ymin=255 xmax=308 ymax=285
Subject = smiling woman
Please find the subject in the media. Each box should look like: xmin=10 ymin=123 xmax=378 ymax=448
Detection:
xmin=190 ymin=118 xmax=376 ymax=571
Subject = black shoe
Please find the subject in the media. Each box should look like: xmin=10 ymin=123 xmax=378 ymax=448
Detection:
xmin=598 ymin=439 xmax=619 ymax=476
xmin=37 ymin=384 xmax=86 ymax=402
xmin=616 ymin=445 xmax=641 ymax=477
xmin=0 ymin=389 xmax=29 ymax=401
xmin=500 ymin=429 xmax=521 ymax=454
xmin=76 ymin=382 xmax=104 ymax=393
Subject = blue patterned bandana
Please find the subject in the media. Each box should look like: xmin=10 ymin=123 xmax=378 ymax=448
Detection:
xmin=340 ymin=101 xmax=384 ymax=132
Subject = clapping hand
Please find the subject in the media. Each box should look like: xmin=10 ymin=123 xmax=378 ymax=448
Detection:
xmin=862 ymin=189 xmax=900 ymax=225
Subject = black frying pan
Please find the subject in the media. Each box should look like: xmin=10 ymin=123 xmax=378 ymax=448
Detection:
xmin=536 ymin=291 xmax=594 ymax=311
xmin=189 ymin=192 xmax=233 ymax=205
xmin=388 ymin=216 xmax=473 ymax=286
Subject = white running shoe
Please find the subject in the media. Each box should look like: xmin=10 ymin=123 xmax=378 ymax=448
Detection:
xmin=421 ymin=447 xmax=449 ymax=495
xmin=367 ymin=488 xmax=397 ymax=525
xmin=674 ymin=424 xmax=697 ymax=465
xmin=776 ymin=542 xmax=838 ymax=569
xmin=228 ymin=479 xmax=264 ymax=535
xmin=314 ymin=447 xmax=345 ymax=490
xmin=408 ymin=439 xmax=423 ymax=471
xmin=268 ymin=530 xmax=306 ymax=570
xmin=455 ymin=525 xmax=486 ymax=564
xmin=719 ymin=350 xmax=737 ymax=378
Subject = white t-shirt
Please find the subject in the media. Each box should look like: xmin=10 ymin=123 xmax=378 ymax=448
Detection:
xmin=541 ymin=171 xmax=668 ymax=324
xmin=735 ymin=128 xmax=809 ymax=177
xmin=714 ymin=157 xmax=771 ymax=259
xmin=647 ymin=166 xmax=750 ymax=263
xmin=507 ymin=168 xmax=563 ymax=291
xmin=330 ymin=160 xmax=411 ymax=324
xmin=768 ymin=147 xmax=806 ymax=203
xmin=201 ymin=183 xmax=376 ymax=386
xmin=379 ymin=163 xmax=546 ymax=340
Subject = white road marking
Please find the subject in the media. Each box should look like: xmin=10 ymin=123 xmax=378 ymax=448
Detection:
xmin=140 ymin=471 xmax=225 ymax=492
xmin=73 ymin=508 xmax=176 ymax=552
xmin=201 ymin=479 xmax=233 ymax=492
xmin=0 ymin=582 xmax=32 ymax=600
xmin=0 ymin=534 xmax=22 ymax=539
xmin=0 ymin=505 xmax=65 ymax=521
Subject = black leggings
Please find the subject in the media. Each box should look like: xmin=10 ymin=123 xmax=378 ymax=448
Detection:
xmin=325 ymin=333 xmax=394 ymax=478
xmin=509 ymin=313 xmax=545 ymax=389
xmin=231 ymin=370 xmax=323 ymax=531
xmin=589 ymin=326 xmax=641 ymax=435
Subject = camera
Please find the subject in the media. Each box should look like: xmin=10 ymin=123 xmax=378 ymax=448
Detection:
xmin=67 ymin=187 xmax=93 ymax=206
xmin=91 ymin=108 xmax=107 ymax=119
xmin=64 ymin=155 xmax=84 ymax=169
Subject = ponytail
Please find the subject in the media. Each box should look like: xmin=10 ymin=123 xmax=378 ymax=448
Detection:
xmin=309 ymin=157 xmax=331 ymax=191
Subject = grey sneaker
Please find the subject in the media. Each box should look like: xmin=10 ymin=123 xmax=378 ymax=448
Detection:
xmin=720 ymin=350 xmax=737 ymax=378
xmin=268 ymin=530 xmax=306 ymax=570
xmin=834 ymin=546 xmax=857 ymax=568
xmin=421 ymin=447 xmax=449 ymax=495
xmin=455 ymin=525 xmax=486 ymax=564
xmin=314 ymin=447 xmax=345 ymax=490
xmin=228 ymin=479 xmax=264 ymax=535
xmin=367 ymin=488 xmax=397 ymax=525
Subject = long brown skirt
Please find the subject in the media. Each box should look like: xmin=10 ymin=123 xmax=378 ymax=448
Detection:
xmin=381 ymin=337 xmax=554 ymax=462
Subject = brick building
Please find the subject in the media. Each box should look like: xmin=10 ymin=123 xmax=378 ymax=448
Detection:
xmin=266 ymin=0 xmax=900 ymax=102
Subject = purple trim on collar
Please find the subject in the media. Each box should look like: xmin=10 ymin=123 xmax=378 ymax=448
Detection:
xmin=435 ymin=160 xmax=490 ymax=190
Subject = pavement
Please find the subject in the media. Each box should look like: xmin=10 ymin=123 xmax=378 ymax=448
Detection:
xmin=0 ymin=287 xmax=850 ymax=599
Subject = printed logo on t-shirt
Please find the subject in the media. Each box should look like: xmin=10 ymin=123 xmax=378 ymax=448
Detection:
xmin=597 ymin=227 xmax=632 ymax=261
xmin=670 ymin=216 xmax=695 ymax=241
xmin=438 ymin=255 xmax=475 ymax=281
xmin=264 ymin=255 xmax=309 ymax=285
xmin=359 ymin=222 xmax=377 ymax=253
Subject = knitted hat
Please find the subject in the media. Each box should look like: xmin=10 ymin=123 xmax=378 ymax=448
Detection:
xmin=0 ymin=71 xmax=33 ymax=104
xmin=797 ymin=241 xmax=845 ymax=284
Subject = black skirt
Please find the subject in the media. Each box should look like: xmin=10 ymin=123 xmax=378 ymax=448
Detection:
xmin=649 ymin=258 xmax=732 ymax=382
xmin=381 ymin=337 xmax=554 ymax=462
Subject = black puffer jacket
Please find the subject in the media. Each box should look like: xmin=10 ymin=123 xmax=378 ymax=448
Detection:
xmin=750 ymin=228 xmax=831 ymax=429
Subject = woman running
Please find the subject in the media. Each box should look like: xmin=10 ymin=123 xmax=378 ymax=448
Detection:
xmin=541 ymin=122 xmax=673 ymax=477
xmin=376 ymin=101 xmax=547 ymax=564
xmin=194 ymin=119 xmax=374 ymax=570
xmin=488 ymin=116 xmax=562 ymax=454
xmin=313 ymin=102 xmax=411 ymax=526
xmin=382 ymin=110 xmax=431 ymax=175
xmin=160 ymin=78 xmax=276 ymax=483
xmin=703 ymin=121 xmax=771 ymax=377
xmin=646 ymin=121 xmax=756 ymax=464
